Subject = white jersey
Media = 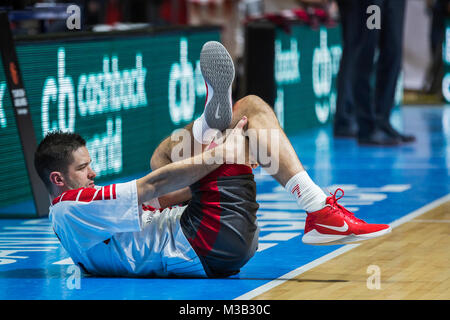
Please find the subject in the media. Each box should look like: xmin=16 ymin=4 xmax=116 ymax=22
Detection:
xmin=49 ymin=180 xmax=206 ymax=277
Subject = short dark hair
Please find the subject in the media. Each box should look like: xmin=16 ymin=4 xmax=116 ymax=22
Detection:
xmin=34 ymin=130 xmax=86 ymax=191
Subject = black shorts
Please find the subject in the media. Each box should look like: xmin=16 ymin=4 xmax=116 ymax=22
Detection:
xmin=180 ymin=164 xmax=260 ymax=278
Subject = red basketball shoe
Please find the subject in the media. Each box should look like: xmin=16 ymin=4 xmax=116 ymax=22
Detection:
xmin=302 ymin=188 xmax=392 ymax=245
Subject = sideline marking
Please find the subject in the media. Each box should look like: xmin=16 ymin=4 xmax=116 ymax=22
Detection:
xmin=53 ymin=257 xmax=74 ymax=265
xmin=234 ymin=193 xmax=450 ymax=300
xmin=409 ymin=219 xmax=450 ymax=223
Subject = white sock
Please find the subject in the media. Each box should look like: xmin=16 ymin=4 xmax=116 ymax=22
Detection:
xmin=193 ymin=114 xmax=220 ymax=145
xmin=285 ymin=171 xmax=327 ymax=212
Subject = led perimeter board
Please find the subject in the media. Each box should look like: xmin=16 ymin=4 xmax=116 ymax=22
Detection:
xmin=0 ymin=27 xmax=220 ymax=217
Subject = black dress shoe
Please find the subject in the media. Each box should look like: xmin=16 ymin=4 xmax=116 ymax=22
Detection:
xmin=358 ymin=128 xmax=402 ymax=146
xmin=333 ymin=123 xmax=358 ymax=138
xmin=382 ymin=123 xmax=416 ymax=143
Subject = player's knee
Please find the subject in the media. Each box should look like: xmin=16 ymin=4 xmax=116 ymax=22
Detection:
xmin=234 ymin=95 xmax=272 ymax=116
xmin=235 ymin=94 xmax=261 ymax=108
xmin=150 ymin=148 xmax=168 ymax=171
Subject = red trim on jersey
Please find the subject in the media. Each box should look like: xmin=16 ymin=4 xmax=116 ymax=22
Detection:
xmin=142 ymin=204 xmax=157 ymax=211
xmin=112 ymin=183 xmax=117 ymax=199
xmin=52 ymin=195 xmax=61 ymax=205
xmin=78 ymin=188 xmax=98 ymax=202
xmin=52 ymin=189 xmax=80 ymax=205
xmin=94 ymin=189 xmax=103 ymax=201
xmin=104 ymin=185 xmax=111 ymax=200
xmin=63 ymin=189 xmax=80 ymax=202
xmin=51 ymin=185 xmax=116 ymax=205
xmin=142 ymin=204 xmax=174 ymax=212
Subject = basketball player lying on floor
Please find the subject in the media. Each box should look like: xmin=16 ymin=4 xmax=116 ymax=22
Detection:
xmin=34 ymin=42 xmax=391 ymax=278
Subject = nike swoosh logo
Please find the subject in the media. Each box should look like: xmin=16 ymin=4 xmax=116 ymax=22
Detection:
xmin=215 ymin=104 xmax=221 ymax=119
xmin=316 ymin=221 xmax=349 ymax=232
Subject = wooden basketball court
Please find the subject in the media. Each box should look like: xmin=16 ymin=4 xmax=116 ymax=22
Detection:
xmin=252 ymin=200 xmax=450 ymax=300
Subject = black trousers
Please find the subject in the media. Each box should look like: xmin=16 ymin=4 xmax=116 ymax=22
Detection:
xmin=339 ymin=0 xmax=406 ymax=137
xmin=334 ymin=0 xmax=360 ymax=131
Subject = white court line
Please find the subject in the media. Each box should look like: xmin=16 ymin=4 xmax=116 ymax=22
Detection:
xmin=234 ymin=193 xmax=450 ymax=300
xmin=408 ymin=219 xmax=450 ymax=223
xmin=388 ymin=193 xmax=450 ymax=228
xmin=53 ymin=257 xmax=74 ymax=265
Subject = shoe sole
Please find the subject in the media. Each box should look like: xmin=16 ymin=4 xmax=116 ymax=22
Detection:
xmin=200 ymin=41 xmax=234 ymax=131
xmin=357 ymin=137 xmax=402 ymax=146
xmin=358 ymin=140 xmax=401 ymax=146
xmin=302 ymin=226 xmax=392 ymax=245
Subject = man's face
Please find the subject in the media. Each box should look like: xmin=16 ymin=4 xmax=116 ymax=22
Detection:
xmin=62 ymin=146 xmax=97 ymax=190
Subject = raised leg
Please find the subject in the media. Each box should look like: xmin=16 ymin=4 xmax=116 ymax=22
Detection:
xmin=231 ymin=95 xmax=304 ymax=186
xmin=151 ymin=94 xmax=305 ymax=187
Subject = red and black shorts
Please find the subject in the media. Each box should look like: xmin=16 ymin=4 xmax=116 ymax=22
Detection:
xmin=180 ymin=164 xmax=260 ymax=278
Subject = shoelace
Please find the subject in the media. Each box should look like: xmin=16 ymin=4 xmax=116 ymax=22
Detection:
xmin=328 ymin=188 xmax=365 ymax=223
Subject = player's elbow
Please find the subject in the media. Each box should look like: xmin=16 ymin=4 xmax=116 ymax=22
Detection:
xmin=136 ymin=178 xmax=157 ymax=205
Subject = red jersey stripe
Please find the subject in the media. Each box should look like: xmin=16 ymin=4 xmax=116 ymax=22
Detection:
xmin=142 ymin=204 xmax=157 ymax=211
xmin=112 ymin=184 xmax=117 ymax=199
xmin=52 ymin=189 xmax=80 ymax=205
xmin=66 ymin=189 xmax=81 ymax=201
xmin=104 ymin=185 xmax=111 ymax=200
xmin=52 ymin=195 xmax=62 ymax=205
xmin=94 ymin=189 xmax=103 ymax=201
xmin=51 ymin=185 xmax=116 ymax=205
xmin=77 ymin=188 xmax=98 ymax=202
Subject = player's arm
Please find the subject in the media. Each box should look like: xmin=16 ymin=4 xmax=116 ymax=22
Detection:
xmin=150 ymin=135 xmax=174 ymax=172
xmin=150 ymin=122 xmax=196 ymax=171
xmin=154 ymin=187 xmax=192 ymax=208
xmin=137 ymin=116 xmax=248 ymax=206
xmin=137 ymin=149 xmax=219 ymax=205
xmin=149 ymin=132 xmax=193 ymax=208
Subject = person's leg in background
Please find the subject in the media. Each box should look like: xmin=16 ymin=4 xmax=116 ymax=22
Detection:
xmin=424 ymin=0 xmax=448 ymax=96
xmin=375 ymin=0 xmax=415 ymax=142
xmin=334 ymin=0 xmax=359 ymax=138
xmin=352 ymin=0 xmax=401 ymax=145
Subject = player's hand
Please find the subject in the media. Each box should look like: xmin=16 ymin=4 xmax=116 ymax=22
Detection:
xmin=205 ymin=116 xmax=259 ymax=168
xmin=222 ymin=116 xmax=248 ymax=165
xmin=205 ymin=116 xmax=248 ymax=165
